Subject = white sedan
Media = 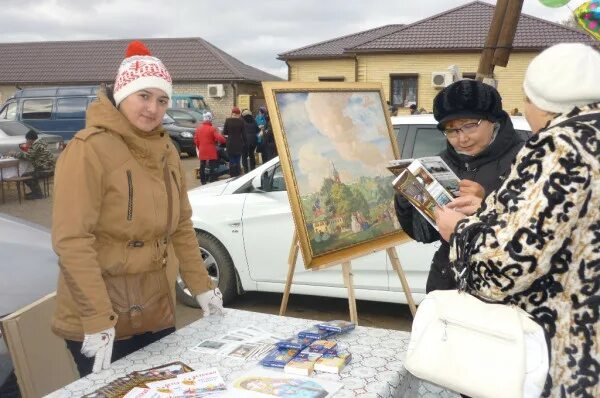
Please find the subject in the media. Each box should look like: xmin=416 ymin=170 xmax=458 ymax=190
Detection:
xmin=180 ymin=115 xmax=532 ymax=307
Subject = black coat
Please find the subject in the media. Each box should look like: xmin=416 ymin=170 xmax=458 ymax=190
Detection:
xmin=394 ymin=112 xmax=529 ymax=293
xmin=243 ymin=118 xmax=259 ymax=148
xmin=223 ymin=117 xmax=246 ymax=155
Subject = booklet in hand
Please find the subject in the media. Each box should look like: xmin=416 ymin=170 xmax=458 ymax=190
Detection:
xmin=391 ymin=156 xmax=459 ymax=229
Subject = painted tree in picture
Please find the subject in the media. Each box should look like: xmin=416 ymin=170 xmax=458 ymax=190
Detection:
xmin=276 ymin=91 xmax=401 ymax=257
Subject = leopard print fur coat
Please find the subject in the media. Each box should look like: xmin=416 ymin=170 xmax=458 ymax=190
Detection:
xmin=450 ymin=104 xmax=600 ymax=397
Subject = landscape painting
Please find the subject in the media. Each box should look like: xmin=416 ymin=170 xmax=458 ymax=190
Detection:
xmin=262 ymin=82 xmax=409 ymax=269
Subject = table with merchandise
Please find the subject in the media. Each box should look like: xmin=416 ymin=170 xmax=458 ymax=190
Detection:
xmin=47 ymin=308 xmax=459 ymax=397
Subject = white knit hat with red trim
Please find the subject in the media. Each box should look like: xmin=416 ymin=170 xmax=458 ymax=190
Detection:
xmin=113 ymin=40 xmax=173 ymax=107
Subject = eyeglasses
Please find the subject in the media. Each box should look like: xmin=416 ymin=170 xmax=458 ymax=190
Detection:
xmin=443 ymin=119 xmax=482 ymax=138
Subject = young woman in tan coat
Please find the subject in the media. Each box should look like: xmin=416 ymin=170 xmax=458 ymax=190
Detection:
xmin=51 ymin=41 xmax=223 ymax=377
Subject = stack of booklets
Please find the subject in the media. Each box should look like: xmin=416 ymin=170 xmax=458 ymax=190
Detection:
xmin=389 ymin=156 xmax=460 ymax=229
xmin=190 ymin=325 xmax=279 ymax=361
xmin=315 ymin=320 xmax=356 ymax=334
xmin=314 ymin=351 xmax=353 ymax=374
xmin=260 ymin=320 xmax=356 ymax=376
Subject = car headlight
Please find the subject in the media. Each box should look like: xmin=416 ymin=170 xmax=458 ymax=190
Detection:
xmin=180 ymin=131 xmax=194 ymax=138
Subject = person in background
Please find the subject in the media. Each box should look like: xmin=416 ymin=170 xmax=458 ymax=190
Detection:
xmin=6 ymin=130 xmax=55 ymax=200
xmin=510 ymin=107 xmax=522 ymax=116
xmin=436 ymin=43 xmax=600 ymax=398
xmin=222 ymin=107 xmax=246 ymax=177
xmin=241 ymin=109 xmax=259 ymax=173
xmin=395 ymin=79 xmax=528 ymax=293
xmin=51 ymin=40 xmax=223 ymax=377
xmin=409 ymin=103 xmax=419 ymax=115
xmin=194 ymin=112 xmax=226 ymax=184
xmin=262 ymin=118 xmax=277 ymax=162
xmin=255 ymin=106 xmax=267 ymax=128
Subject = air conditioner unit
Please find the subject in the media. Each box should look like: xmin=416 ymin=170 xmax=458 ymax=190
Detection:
xmin=431 ymin=72 xmax=453 ymax=88
xmin=207 ymin=84 xmax=224 ymax=98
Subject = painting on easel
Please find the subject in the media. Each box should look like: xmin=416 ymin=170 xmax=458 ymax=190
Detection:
xmin=262 ymin=82 xmax=410 ymax=269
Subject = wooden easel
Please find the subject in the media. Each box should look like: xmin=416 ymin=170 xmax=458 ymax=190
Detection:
xmin=279 ymin=231 xmax=417 ymax=325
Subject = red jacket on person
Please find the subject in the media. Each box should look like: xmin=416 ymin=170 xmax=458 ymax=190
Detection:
xmin=194 ymin=121 xmax=226 ymax=160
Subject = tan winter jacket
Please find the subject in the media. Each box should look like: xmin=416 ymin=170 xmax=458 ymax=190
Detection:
xmin=51 ymin=93 xmax=213 ymax=341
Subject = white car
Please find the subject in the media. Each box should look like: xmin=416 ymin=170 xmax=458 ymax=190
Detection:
xmin=180 ymin=114 xmax=532 ymax=307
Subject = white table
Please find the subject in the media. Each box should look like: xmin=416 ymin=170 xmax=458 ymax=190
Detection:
xmin=46 ymin=309 xmax=459 ymax=398
xmin=0 ymin=158 xmax=32 ymax=180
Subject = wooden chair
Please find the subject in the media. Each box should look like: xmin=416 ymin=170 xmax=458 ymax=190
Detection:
xmin=4 ymin=174 xmax=33 ymax=204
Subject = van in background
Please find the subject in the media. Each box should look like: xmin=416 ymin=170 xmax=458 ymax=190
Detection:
xmin=0 ymin=86 xmax=99 ymax=141
xmin=0 ymin=86 xmax=197 ymax=156
xmin=170 ymin=94 xmax=211 ymax=117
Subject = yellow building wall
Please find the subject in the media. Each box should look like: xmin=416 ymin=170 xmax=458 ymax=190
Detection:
xmin=288 ymin=52 xmax=537 ymax=115
xmin=357 ymin=52 xmax=537 ymax=114
xmin=288 ymin=59 xmax=356 ymax=82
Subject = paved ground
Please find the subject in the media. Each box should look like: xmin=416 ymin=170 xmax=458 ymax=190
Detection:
xmin=1 ymin=155 xmax=412 ymax=332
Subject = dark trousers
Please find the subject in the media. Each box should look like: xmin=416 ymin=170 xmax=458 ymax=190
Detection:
xmin=242 ymin=144 xmax=256 ymax=173
xmin=199 ymin=159 xmax=217 ymax=185
xmin=228 ymin=154 xmax=242 ymax=177
xmin=22 ymin=171 xmax=42 ymax=196
xmin=65 ymin=327 xmax=175 ymax=378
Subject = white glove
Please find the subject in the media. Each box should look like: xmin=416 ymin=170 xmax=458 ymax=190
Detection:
xmin=196 ymin=288 xmax=224 ymax=316
xmin=81 ymin=327 xmax=115 ymax=373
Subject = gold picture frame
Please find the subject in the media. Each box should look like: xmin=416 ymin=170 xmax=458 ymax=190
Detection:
xmin=262 ymin=82 xmax=410 ymax=270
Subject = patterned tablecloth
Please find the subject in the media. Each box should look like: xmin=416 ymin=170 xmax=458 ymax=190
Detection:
xmin=46 ymin=309 xmax=459 ymax=398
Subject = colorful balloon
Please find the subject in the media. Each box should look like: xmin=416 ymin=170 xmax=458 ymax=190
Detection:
xmin=538 ymin=0 xmax=571 ymax=7
xmin=575 ymin=1 xmax=600 ymax=40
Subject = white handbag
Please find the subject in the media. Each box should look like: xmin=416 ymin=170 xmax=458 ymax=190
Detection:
xmin=405 ymin=289 xmax=549 ymax=398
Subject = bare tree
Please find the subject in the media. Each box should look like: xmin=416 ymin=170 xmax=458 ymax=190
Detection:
xmin=559 ymin=14 xmax=586 ymax=33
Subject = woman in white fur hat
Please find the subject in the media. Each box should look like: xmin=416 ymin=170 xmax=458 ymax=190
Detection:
xmin=435 ymin=43 xmax=600 ymax=397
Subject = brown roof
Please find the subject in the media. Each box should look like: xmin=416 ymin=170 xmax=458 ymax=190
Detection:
xmin=280 ymin=1 xmax=596 ymax=59
xmin=278 ymin=24 xmax=404 ymax=59
xmin=0 ymin=37 xmax=282 ymax=84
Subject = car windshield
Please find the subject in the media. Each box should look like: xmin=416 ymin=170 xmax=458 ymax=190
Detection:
xmin=0 ymin=121 xmax=39 ymax=136
xmin=190 ymin=98 xmax=208 ymax=110
xmin=163 ymin=114 xmax=176 ymax=124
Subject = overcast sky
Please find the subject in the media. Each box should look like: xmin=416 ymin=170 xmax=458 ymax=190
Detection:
xmin=0 ymin=0 xmax=583 ymax=78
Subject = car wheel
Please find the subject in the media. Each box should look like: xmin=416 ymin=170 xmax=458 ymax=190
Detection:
xmin=175 ymin=231 xmax=238 ymax=307
xmin=186 ymin=149 xmax=197 ymax=157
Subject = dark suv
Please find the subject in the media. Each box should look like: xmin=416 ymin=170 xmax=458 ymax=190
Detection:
xmin=162 ymin=114 xmax=196 ymax=157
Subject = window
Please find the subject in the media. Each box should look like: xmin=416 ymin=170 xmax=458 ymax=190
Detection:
xmin=412 ymin=127 xmax=447 ymax=158
xmin=0 ymin=102 xmax=17 ymax=120
xmin=260 ymin=164 xmax=287 ymax=192
xmin=318 ymin=76 xmax=345 ymax=82
xmin=394 ymin=125 xmax=409 ymax=157
xmin=271 ymin=165 xmax=286 ymax=191
xmin=56 ymin=98 xmax=87 ymax=119
xmin=190 ymin=98 xmax=208 ymax=111
xmin=22 ymin=99 xmax=53 ymax=119
xmin=390 ymin=75 xmax=417 ymax=107
xmin=169 ymin=110 xmax=195 ymax=124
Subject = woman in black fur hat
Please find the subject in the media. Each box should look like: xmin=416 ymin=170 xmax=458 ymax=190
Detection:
xmin=394 ymin=79 xmax=529 ymax=293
